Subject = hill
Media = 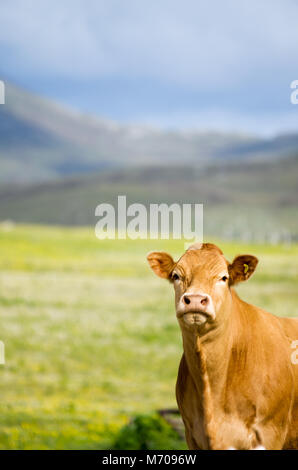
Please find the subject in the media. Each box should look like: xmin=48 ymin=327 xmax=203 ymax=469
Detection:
xmin=1 ymin=82 xmax=298 ymax=184
xmin=0 ymin=154 xmax=297 ymax=241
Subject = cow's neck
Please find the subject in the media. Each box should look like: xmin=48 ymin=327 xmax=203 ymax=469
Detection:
xmin=180 ymin=289 xmax=243 ymax=445
xmin=181 ymin=296 xmax=237 ymax=391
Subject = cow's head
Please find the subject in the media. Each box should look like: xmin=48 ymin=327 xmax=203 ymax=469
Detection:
xmin=147 ymin=243 xmax=258 ymax=332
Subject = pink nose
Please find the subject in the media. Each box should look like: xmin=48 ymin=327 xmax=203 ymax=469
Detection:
xmin=182 ymin=293 xmax=211 ymax=312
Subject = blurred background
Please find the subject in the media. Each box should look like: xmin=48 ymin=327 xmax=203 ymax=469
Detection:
xmin=0 ymin=0 xmax=297 ymax=449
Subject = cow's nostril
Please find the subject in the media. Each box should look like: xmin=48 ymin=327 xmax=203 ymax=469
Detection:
xmin=184 ymin=296 xmax=191 ymax=305
xmin=201 ymin=297 xmax=208 ymax=306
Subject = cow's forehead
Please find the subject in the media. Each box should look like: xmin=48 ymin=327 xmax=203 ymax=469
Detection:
xmin=176 ymin=246 xmax=228 ymax=274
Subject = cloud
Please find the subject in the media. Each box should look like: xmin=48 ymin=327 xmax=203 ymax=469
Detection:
xmin=1 ymin=0 xmax=298 ymax=86
xmin=139 ymin=108 xmax=298 ymax=137
xmin=1 ymin=0 xmax=298 ymax=133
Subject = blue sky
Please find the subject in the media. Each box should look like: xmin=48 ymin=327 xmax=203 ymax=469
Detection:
xmin=0 ymin=0 xmax=298 ymax=135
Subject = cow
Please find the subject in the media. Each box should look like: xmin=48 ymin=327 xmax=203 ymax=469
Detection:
xmin=147 ymin=242 xmax=298 ymax=450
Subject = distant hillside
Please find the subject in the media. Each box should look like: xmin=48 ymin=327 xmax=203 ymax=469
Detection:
xmin=2 ymin=82 xmax=298 ymax=185
xmin=0 ymin=154 xmax=297 ymax=241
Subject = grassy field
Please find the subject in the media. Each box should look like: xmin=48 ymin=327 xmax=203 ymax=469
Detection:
xmin=0 ymin=224 xmax=297 ymax=449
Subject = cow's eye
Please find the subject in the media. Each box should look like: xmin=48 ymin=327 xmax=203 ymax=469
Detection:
xmin=172 ymin=273 xmax=180 ymax=281
xmin=221 ymin=275 xmax=228 ymax=282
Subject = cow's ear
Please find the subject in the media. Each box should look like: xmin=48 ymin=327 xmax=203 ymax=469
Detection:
xmin=147 ymin=252 xmax=175 ymax=280
xmin=228 ymin=254 xmax=258 ymax=285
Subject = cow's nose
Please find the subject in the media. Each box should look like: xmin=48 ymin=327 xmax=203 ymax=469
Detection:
xmin=182 ymin=293 xmax=210 ymax=310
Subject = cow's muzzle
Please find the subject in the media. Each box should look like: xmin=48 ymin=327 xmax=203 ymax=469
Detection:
xmin=177 ymin=292 xmax=216 ymax=325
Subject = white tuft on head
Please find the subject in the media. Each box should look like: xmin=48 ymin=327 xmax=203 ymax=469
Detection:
xmin=187 ymin=242 xmax=203 ymax=251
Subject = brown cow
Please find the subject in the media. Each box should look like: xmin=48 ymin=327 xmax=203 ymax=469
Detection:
xmin=147 ymin=242 xmax=298 ymax=450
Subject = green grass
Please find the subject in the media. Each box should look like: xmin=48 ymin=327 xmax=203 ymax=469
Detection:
xmin=0 ymin=224 xmax=297 ymax=449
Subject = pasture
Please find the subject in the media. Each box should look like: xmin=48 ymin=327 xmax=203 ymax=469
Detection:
xmin=0 ymin=224 xmax=297 ymax=449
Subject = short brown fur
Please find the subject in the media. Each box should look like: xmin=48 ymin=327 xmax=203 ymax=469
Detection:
xmin=147 ymin=243 xmax=298 ymax=449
